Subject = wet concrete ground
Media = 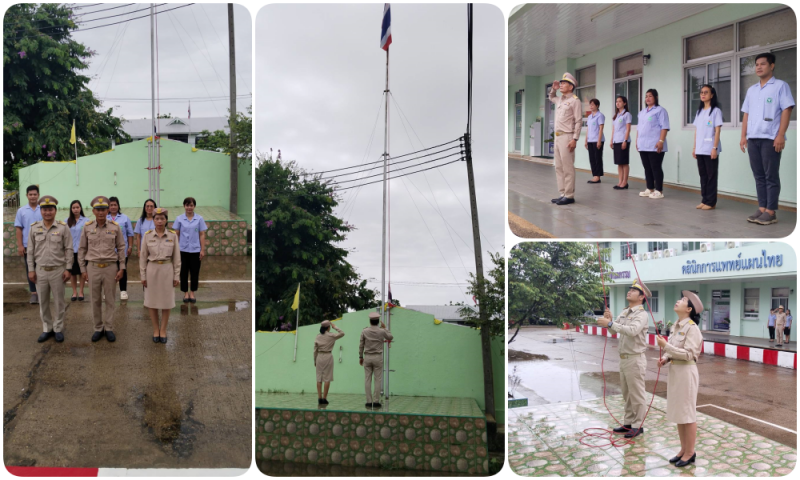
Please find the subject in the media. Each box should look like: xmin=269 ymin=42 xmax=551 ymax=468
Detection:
xmin=510 ymin=327 xmax=796 ymax=448
xmin=3 ymin=256 xmax=252 ymax=468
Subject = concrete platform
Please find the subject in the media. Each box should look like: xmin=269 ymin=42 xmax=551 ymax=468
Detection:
xmin=255 ymin=393 xmax=489 ymax=474
xmin=508 ymin=158 xmax=797 ymax=239
xmin=508 ymin=395 xmax=797 ymax=477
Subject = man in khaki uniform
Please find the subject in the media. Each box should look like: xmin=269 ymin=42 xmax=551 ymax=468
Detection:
xmin=27 ymin=196 xmax=73 ymax=343
xmin=597 ymin=279 xmax=651 ymax=438
xmin=549 ymin=72 xmax=584 ymax=205
xmin=775 ymin=305 xmax=788 ymax=346
xmin=78 ymin=196 xmax=125 ymax=343
xmin=359 ymin=311 xmax=394 ymax=408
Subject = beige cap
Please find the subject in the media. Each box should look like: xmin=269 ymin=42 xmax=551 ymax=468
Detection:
xmin=681 ymin=290 xmax=704 ymax=315
xmin=321 ymin=320 xmax=331 ymax=328
xmin=38 ymin=195 xmax=58 ymax=207
xmin=630 ymin=278 xmax=651 ymax=298
xmin=90 ymin=196 xmax=110 ymax=208
xmin=559 ymin=72 xmax=578 ymax=87
xmin=153 ymin=207 xmax=169 ymax=217
xmin=369 ymin=312 xmax=381 ymax=321
xmin=778 ymin=305 xmax=785 ymax=310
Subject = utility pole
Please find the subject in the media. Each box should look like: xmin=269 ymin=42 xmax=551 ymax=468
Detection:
xmin=228 ymin=3 xmax=238 ymax=215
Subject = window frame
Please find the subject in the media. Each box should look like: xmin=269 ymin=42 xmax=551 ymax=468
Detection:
xmin=514 ymin=90 xmax=524 ymax=153
xmin=620 ymin=242 xmax=637 ymax=261
xmin=771 ymin=287 xmax=790 ymax=310
xmin=682 ymin=242 xmax=701 ymax=252
xmin=575 ymin=64 xmax=597 ymax=124
xmin=612 ymin=50 xmax=644 ymax=126
xmin=647 ymin=241 xmax=669 ymax=252
xmin=650 ymin=290 xmax=659 ymax=313
xmin=681 ymin=7 xmax=797 ymax=129
xmin=743 ymin=287 xmax=760 ymax=320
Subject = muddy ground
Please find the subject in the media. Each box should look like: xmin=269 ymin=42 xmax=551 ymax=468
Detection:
xmin=3 ymin=256 xmax=252 ymax=468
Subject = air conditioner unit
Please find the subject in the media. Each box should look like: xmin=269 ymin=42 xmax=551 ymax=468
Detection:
xmin=642 ymin=252 xmax=653 ymax=260
xmin=664 ymin=248 xmax=677 ymax=258
xmin=727 ymin=241 xmax=742 ymax=249
xmin=700 ymin=243 xmax=714 ymax=253
xmin=654 ymin=250 xmax=664 ymax=259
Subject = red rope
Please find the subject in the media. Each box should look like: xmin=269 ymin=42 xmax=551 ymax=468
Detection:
xmin=579 ymin=242 xmax=665 ymax=448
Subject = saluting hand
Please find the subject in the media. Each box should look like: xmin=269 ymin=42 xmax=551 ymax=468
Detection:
xmin=380 ymin=321 xmax=386 ymax=329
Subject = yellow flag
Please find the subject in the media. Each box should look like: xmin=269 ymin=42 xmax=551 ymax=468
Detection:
xmin=291 ymin=284 xmax=300 ymax=310
xmin=69 ymin=119 xmax=76 ymax=145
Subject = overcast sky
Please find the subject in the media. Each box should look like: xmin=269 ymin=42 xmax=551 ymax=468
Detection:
xmin=256 ymin=4 xmax=505 ymax=306
xmin=74 ymin=3 xmax=252 ymax=120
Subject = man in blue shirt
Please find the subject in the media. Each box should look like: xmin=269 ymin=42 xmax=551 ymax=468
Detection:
xmin=14 ymin=185 xmax=44 ymax=304
xmin=740 ymin=52 xmax=795 ymax=226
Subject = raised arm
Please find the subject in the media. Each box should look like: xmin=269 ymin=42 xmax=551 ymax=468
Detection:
xmin=610 ymin=311 xmax=648 ymax=337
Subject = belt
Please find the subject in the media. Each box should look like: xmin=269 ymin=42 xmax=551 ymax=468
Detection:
xmin=90 ymin=262 xmax=111 ymax=268
xmin=149 ymin=259 xmax=172 ymax=264
xmin=671 ymin=360 xmax=696 ymax=365
xmin=619 ymin=353 xmax=643 ymax=359
xmin=318 ymin=351 xmax=332 ymax=354
xmin=39 ymin=265 xmax=66 ymax=272
xmin=555 ymin=131 xmax=574 ymax=137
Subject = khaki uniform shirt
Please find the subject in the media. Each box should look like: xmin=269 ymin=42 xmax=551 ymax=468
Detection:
xmin=609 ymin=304 xmax=649 ymax=355
xmin=549 ymin=86 xmax=583 ymax=140
xmin=78 ymin=220 xmax=126 ymax=274
xmin=26 ymin=220 xmax=73 ymax=270
xmin=359 ymin=325 xmax=394 ymax=357
xmin=139 ymin=229 xmax=181 ymax=281
xmin=775 ymin=312 xmax=788 ymax=327
xmin=313 ymin=330 xmax=344 ymax=363
xmin=662 ymin=318 xmax=703 ymax=362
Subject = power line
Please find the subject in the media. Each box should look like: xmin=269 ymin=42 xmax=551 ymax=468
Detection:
xmin=339 ymin=95 xmax=384 ymax=221
xmin=335 ymin=158 xmax=462 ymax=191
xmin=169 ymin=9 xmax=228 ymax=97
xmin=100 ymin=94 xmax=251 ymax=102
xmin=74 ymin=4 xmax=136 ymax=16
xmin=78 ymin=4 xmax=167 ymax=24
xmin=317 ymin=145 xmax=462 ymax=181
xmin=197 ymin=3 xmax=250 ymax=95
xmin=325 ymin=152 xmax=463 ymax=185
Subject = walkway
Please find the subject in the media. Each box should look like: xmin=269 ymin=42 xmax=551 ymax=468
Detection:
xmin=508 ymin=158 xmax=796 ymax=239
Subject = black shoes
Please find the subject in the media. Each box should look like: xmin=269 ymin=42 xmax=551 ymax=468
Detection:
xmin=612 ymin=425 xmax=631 ymax=434
xmin=551 ymin=196 xmax=563 ymax=203
xmin=675 ymin=453 xmax=696 ymax=467
xmin=183 ymin=297 xmax=190 ymax=303
xmin=669 ymin=455 xmax=681 ymax=463
xmin=613 ymin=184 xmax=629 ymax=190
xmin=153 ymin=336 xmax=160 ymax=343
xmin=54 ymin=332 xmax=64 ymax=343
xmin=37 ymin=331 xmax=54 ymax=343
xmin=365 ymin=403 xmax=373 ymax=408
xmin=91 ymin=331 xmax=104 ymax=342
xmin=189 ymin=298 xmax=197 ymax=304
xmin=555 ymin=197 xmax=575 ymax=205
xmin=587 ymin=179 xmax=601 ymax=184
xmin=372 ymin=402 xmax=382 ymax=408
xmin=105 ymin=331 xmax=116 ymax=342
xmin=624 ymin=427 xmax=644 ymax=438
xmin=160 ymin=336 xmax=167 ymax=344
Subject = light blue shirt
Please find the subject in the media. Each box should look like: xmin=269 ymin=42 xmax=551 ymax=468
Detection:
xmin=693 ymin=107 xmax=724 ymax=155
xmin=586 ymin=112 xmax=605 ymax=143
xmin=108 ymin=212 xmax=135 ymax=256
xmin=172 ymin=213 xmax=208 ymax=253
xmin=787 ymin=315 xmax=793 ymax=328
xmin=637 ymin=105 xmax=670 ymax=152
xmin=134 ymin=218 xmax=156 ymax=249
xmin=741 ymin=77 xmax=795 ymax=140
xmin=768 ymin=314 xmax=776 ymax=327
xmin=14 ymin=204 xmax=43 ymax=248
xmin=64 ymin=215 xmax=87 ymax=253
xmin=611 ymin=111 xmax=632 ymax=144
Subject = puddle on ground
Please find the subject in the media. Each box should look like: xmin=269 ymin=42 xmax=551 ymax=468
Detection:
xmin=509 ymin=350 xmax=549 ymax=362
xmin=511 ymin=360 xmax=614 ymax=404
xmin=177 ymin=300 xmax=250 ymax=316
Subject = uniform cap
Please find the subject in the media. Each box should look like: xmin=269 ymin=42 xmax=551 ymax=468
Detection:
xmin=153 ymin=207 xmax=169 ymax=216
xmin=368 ymin=312 xmax=381 ymax=321
xmin=90 ymin=196 xmax=110 ymax=208
xmin=681 ymin=290 xmax=704 ymax=315
xmin=778 ymin=305 xmax=785 ymax=310
xmin=560 ymin=72 xmax=578 ymax=87
xmin=38 ymin=195 xmax=58 ymax=207
xmin=321 ymin=320 xmax=331 ymax=328
xmin=630 ymin=278 xmax=651 ymax=298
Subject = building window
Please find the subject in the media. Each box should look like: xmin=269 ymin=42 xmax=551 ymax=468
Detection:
xmin=647 ymin=242 xmax=668 ymax=252
xmin=620 ymin=242 xmax=637 ymax=260
xmin=744 ymin=288 xmax=760 ymax=320
xmin=598 ymin=242 xmax=611 ymax=263
xmin=575 ymin=65 xmax=596 ymax=121
xmin=514 ymin=91 xmax=523 ymax=152
xmin=682 ymin=242 xmax=701 ymax=252
xmin=650 ymin=290 xmax=659 ymax=313
xmin=614 ymin=52 xmax=643 ymax=124
xmin=772 ymin=287 xmax=790 ymax=310
xmin=683 ymin=8 xmax=797 ymax=127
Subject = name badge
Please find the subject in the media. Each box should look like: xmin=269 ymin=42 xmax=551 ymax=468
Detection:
xmin=764 ymin=118 xmax=773 ymax=122
xmin=679 ymin=332 xmax=685 ymax=336
xmin=704 ymin=138 xmax=713 ymax=142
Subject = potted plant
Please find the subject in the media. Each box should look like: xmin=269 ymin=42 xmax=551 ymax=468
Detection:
xmin=655 ymin=320 xmax=664 ymax=335
xmin=665 ymin=321 xmax=674 ymax=337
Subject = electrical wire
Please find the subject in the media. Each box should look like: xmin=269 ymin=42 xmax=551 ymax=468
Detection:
xmin=335 ymin=158 xmax=462 ymax=191
xmin=325 ymin=152 xmax=463 ymax=185
xmin=316 ymin=145 xmax=462 ymax=181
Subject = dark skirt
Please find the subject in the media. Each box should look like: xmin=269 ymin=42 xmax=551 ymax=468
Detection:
xmin=613 ymin=142 xmax=630 ymax=165
xmin=69 ymin=252 xmax=82 ymax=276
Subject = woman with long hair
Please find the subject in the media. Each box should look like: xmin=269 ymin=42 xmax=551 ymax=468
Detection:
xmin=657 ymin=291 xmax=704 ymax=468
xmin=692 ymin=85 xmax=723 ymax=210
xmin=65 ymin=200 xmax=87 ymax=301
xmin=134 ymin=199 xmax=157 ymax=253
xmin=584 ymin=98 xmax=605 ymax=184
xmin=636 ymin=89 xmax=671 ymax=199
xmin=313 ymin=320 xmax=344 ymax=405
xmin=139 ymin=208 xmax=180 ymax=343
xmin=609 ymin=96 xmax=632 ymax=189
xmin=172 ymin=197 xmax=207 ymax=303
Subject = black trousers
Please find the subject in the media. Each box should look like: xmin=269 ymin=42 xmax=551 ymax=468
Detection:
xmin=23 ymin=253 xmax=36 ymax=292
xmin=696 ymin=154 xmax=719 ymax=206
xmin=747 ymin=138 xmax=782 ymax=211
xmin=768 ymin=326 xmax=775 ymax=340
xmin=180 ymin=251 xmax=202 ymax=292
xmin=587 ymin=142 xmax=605 ymax=177
xmin=117 ymin=256 xmax=129 ymax=291
xmin=640 ymin=151 xmax=665 ymax=191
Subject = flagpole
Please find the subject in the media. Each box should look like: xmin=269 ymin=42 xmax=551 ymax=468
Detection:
xmin=74 ymin=120 xmax=79 ymax=186
xmin=380 ymin=43 xmax=390 ymax=400
xmin=293 ymin=283 xmax=300 ymax=362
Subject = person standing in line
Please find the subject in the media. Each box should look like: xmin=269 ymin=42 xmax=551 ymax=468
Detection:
xmin=359 ymin=312 xmax=394 ymax=408
xmin=768 ymin=308 xmax=777 ymax=342
xmin=134 ymin=199 xmax=157 ymax=253
xmin=609 ymin=96 xmax=632 ymax=190
xmin=775 ymin=305 xmax=787 ymax=347
xmin=585 ymin=99 xmax=605 ymax=184
xmin=740 ymin=52 xmax=795 ymax=226
xmin=785 ymin=309 xmax=793 ymax=345
xmin=172 ymin=197 xmax=207 ymax=304
xmin=636 ymin=89 xmax=670 ymax=199
xmin=66 ymin=200 xmax=88 ymax=301
xmin=15 ymin=185 xmax=44 ymax=304
xmin=27 ymin=196 xmax=73 ymax=343
xmin=108 ymin=197 xmax=134 ymax=301
xmin=140 ymin=208 xmax=181 ymax=344
xmin=548 ymin=72 xmax=583 ymax=205
xmin=314 ymin=320 xmax=345 ymax=405
xmin=692 ymin=85 xmax=723 ymax=210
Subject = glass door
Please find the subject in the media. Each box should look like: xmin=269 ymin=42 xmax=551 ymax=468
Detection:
xmin=514 ymin=91 xmax=523 ymax=153
xmin=712 ymin=290 xmax=731 ymax=331
xmin=544 ymin=84 xmax=555 ymax=157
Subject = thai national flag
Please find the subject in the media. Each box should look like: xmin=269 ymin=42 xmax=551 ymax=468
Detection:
xmin=380 ymin=3 xmax=392 ymax=51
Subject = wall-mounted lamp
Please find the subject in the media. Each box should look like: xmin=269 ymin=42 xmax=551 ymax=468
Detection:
xmin=643 ymin=54 xmax=651 ymax=66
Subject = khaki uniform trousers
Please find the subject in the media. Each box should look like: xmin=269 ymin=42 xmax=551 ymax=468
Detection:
xmin=776 ymin=320 xmax=787 ymax=344
xmin=363 ymin=353 xmax=383 ymax=403
xmin=36 ymin=266 xmax=67 ymax=333
xmin=619 ymin=354 xmax=647 ymax=426
xmin=554 ymin=134 xmax=576 ymax=198
xmin=87 ymin=263 xmax=118 ymax=332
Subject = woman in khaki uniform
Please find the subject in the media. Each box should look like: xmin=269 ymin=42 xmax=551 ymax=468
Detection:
xmin=313 ymin=320 xmax=344 ymax=405
xmin=657 ymin=290 xmax=704 ymax=468
xmin=139 ymin=208 xmax=181 ymax=344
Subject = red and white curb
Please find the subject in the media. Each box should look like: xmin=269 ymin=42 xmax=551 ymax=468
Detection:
xmin=7 ymin=467 xmax=249 ymax=477
xmin=578 ymin=324 xmax=797 ymax=370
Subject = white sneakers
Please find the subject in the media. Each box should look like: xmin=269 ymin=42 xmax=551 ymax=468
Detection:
xmin=649 ymin=191 xmax=664 ymax=199
xmin=639 ymin=189 xmax=652 ymax=197
xmin=120 ymin=291 xmax=128 ymax=300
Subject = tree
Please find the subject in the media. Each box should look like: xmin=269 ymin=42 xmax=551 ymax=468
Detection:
xmin=457 ymin=251 xmax=505 ymax=337
xmin=3 ymin=4 xmax=131 ymax=184
xmin=195 ymin=105 xmax=252 ymax=170
xmin=254 ymin=154 xmax=378 ymax=331
xmin=508 ymin=242 xmax=610 ymax=343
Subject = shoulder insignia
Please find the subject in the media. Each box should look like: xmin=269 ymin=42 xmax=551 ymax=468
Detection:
xmin=30 ymin=221 xmax=37 ymax=226
xmin=58 ymin=220 xmax=66 ymax=225
xmin=573 ymin=95 xmax=579 ymax=99
xmin=688 ymin=320 xmax=696 ymax=326
xmin=109 ymin=220 xmax=119 ymax=226
xmin=85 ymin=220 xmax=94 ymax=225
xmin=145 ymin=229 xmax=153 ymax=235
xmin=168 ymin=228 xmax=177 ymax=234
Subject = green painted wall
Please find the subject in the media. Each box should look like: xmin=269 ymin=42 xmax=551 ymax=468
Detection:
xmin=255 ymin=307 xmax=506 ymax=423
xmin=18 ymin=139 xmax=252 ymax=223
xmin=510 ymin=4 xmax=797 ymax=205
